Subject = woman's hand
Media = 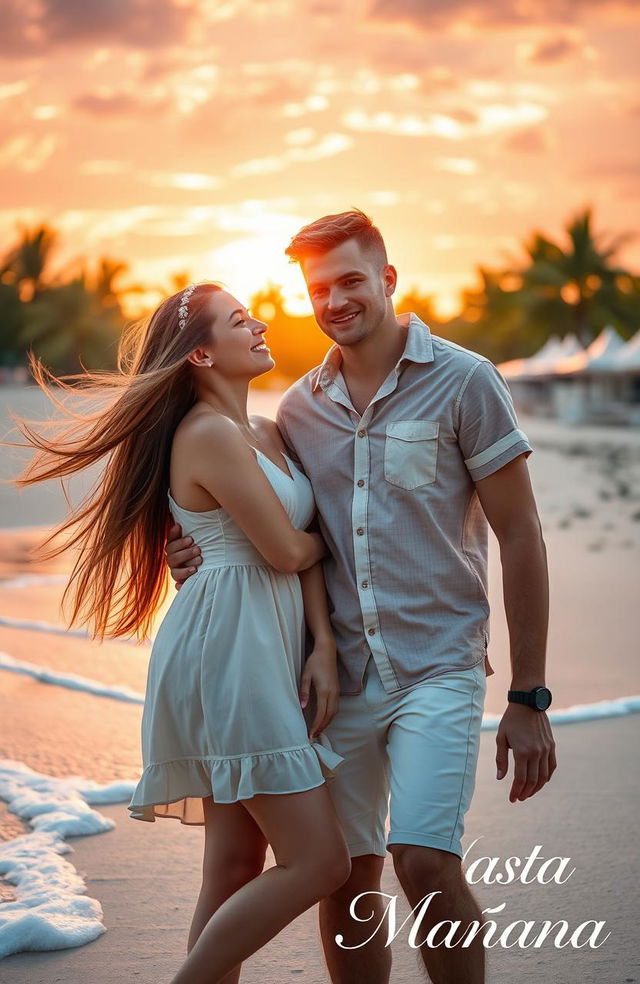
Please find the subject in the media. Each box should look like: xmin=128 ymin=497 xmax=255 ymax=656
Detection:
xmin=300 ymin=642 xmax=339 ymax=742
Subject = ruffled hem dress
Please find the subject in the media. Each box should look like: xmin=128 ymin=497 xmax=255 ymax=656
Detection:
xmin=128 ymin=449 xmax=343 ymax=825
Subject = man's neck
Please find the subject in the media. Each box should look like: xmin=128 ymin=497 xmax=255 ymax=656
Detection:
xmin=339 ymin=313 xmax=407 ymax=386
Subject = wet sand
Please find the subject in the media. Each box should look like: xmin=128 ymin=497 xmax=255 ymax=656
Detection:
xmin=1 ymin=717 xmax=638 ymax=984
xmin=1 ymin=386 xmax=639 ymax=981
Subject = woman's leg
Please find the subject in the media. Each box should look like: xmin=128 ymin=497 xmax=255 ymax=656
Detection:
xmin=169 ymin=784 xmax=351 ymax=984
xmin=187 ymin=796 xmax=268 ymax=984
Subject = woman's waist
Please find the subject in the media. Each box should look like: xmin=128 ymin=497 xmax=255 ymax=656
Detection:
xmin=197 ymin=542 xmax=270 ymax=568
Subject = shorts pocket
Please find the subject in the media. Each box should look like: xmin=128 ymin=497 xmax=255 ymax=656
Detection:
xmin=384 ymin=419 xmax=439 ymax=490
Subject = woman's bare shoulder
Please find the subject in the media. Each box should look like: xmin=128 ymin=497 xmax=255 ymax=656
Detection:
xmin=175 ymin=406 xmax=243 ymax=449
xmin=249 ymin=413 xmax=285 ymax=448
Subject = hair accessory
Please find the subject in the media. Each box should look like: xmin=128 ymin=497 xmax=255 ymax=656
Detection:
xmin=177 ymin=284 xmax=197 ymax=331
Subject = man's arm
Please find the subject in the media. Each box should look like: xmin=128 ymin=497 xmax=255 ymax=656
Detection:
xmin=166 ymin=524 xmax=202 ymax=589
xmin=474 ymin=454 xmax=557 ymax=804
xmin=298 ymin=562 xmax=339 ymax=741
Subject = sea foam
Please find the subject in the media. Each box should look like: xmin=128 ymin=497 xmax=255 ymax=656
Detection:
xmin=0 ymin=651 xmax=145 ymax=704
xmin=0 ymin=614 xmax=147 ymax=645
xmin=0 ymin=759 xmax=136 ymax=958
xmin=1 ymin=650 xmax=639 ymax=724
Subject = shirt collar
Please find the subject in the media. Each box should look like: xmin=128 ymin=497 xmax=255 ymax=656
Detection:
xmin=311 ymin=312 xmax=435 ymax=392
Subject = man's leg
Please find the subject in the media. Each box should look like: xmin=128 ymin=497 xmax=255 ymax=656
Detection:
xmin=319 ymin=659 xmax=392 ymax=984
xmin=386 ymin=660 xmax=487 ymax=984
xmin=319 ymin=853 xmax=391 ymax=984
xmin=391 ymin=844 xmax=484 ymax=984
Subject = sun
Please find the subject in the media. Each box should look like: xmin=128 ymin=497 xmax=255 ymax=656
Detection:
xmin=206 ymin=234 xmax=314 ymax=317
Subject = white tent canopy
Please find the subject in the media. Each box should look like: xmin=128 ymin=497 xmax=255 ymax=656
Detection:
xmin=555 ymin=326 xmax=626 ymax=375
xmin=613 ymin=329 xmax=640 ymax=370
xmin=498 ymin=333 xmax=584 ymax=379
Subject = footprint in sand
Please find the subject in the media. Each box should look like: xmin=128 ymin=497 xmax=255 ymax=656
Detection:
xmin=572 ymin=507 xmax=592 ymax=520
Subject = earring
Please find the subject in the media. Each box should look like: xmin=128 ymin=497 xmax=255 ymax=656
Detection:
xmin=207 ymin=359 xmax=214 ymax=367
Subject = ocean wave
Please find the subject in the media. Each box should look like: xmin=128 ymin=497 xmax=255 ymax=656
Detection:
xmin=0 ymin=652 xmax=145 ymax=704
xmin=0 ymin=651 xmax=639 ymax=724
xmin=0 ymin=759 xmax=136 ymax=959
xmin=0 ymin=614 xmax=147 ymax=645
xmin=0 ymin=574 xmax=69 ymax=589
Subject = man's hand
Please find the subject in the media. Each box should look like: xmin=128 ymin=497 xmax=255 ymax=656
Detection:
xmin=166 ymin=522 xmax=202 ymax=590
xmin=299 ymin=645 xmax=339 ymax=742
xmin=496 ymin=703 xmax=557 ymax=803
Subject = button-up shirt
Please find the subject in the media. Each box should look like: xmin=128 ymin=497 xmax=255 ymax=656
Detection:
xmin=276 ymin=313 xmax=533 ymax=695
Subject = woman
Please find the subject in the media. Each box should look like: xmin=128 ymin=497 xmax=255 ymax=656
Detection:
xmin=13 ymin=282 xmax=351 ymax=984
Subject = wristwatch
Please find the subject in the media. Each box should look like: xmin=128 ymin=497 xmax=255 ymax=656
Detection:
xmin=507 ymin=686 xmax=552 ymax=711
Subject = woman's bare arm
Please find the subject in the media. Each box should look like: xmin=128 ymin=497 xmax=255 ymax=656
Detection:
xmin=176 ymin=413 xmax=325 ymax=575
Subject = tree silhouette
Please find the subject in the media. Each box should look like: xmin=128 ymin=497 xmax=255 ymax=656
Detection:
xmin=0 ymin=211 xmax=638 ymax=378
xmin=516 ymin=208 xmax=640 ymax=346
xmin=1 ymin=224 xmax=58 ymax=302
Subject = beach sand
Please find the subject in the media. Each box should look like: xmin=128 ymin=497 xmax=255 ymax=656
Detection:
xmin=1 ymin=385 xmax=639 ymax=981
xmin=1 ymin=718 xmax=637 ymax=984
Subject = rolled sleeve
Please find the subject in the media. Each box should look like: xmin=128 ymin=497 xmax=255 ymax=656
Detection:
xmin=456 ymin=360 xmax=533 ymax=482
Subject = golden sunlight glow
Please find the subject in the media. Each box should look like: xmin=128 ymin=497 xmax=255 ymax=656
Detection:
xmin=0 ymin=0 xmax=638 ymax=336
xmin=206 ymin=235 xmax=313 ymax=315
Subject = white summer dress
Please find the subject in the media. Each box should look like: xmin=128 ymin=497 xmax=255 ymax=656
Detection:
xmin=128 ymin=448 xmax=343 ymax=825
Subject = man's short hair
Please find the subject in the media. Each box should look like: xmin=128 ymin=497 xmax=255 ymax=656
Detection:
xmin=285 ymin=208 xmax=388 ymax=268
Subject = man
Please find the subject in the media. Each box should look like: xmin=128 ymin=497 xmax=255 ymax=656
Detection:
xmin=167 ymin=209 xmax=556 ymax=984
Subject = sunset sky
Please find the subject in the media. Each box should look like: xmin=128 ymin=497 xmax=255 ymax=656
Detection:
xmin=1 ymin=0 xmax=639 ymax=317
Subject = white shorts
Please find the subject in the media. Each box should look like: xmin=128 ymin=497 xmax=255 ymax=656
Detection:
xmin=324 ymin=657 xmax=487 ymax=859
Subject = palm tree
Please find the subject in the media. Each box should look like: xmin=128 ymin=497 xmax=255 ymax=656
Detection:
xmin=21 ymin=272 xmax=123 ymax=374
xmin=450 ymin=268 xmax=544 ymax=363
xmin=92 ymin=258 xmax=128 ymax=307
xmin=517 ymin=209 xmax=640 ymax=346
xmin=394 ymin=288 xmax=443 ymax=329
xmin=0 ymin=281 xmax=25 ymax=367
xmin=2 ymin=224 xmax=58 ymax=302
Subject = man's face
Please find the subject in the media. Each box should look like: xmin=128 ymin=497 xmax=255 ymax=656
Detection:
xmin=301 ymin=238 xmax=396 ymax=347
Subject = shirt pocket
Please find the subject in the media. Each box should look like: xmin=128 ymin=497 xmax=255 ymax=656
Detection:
xmin=384 ymin=419 xmax=439 ymax=490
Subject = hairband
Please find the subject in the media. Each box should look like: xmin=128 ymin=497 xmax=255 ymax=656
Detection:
xmin=177 ymin=284 xmax=197 ymax=331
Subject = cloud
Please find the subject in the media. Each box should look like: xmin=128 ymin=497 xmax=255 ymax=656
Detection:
xmin=73 ymin=92 xmax=146 ymax=116
xmin=44 ymin=0 xmax=195 ymax=46
xmin=368 ymin=0 xmax=639 ymax=30
xmin=624 ymin=101 xmax=640 ymax=117
xmin=579 ymin=159 xmax=640 ymax=180
xmin=72 ymin=87 xmax=173 ymax=116
xmin=342 ymin=102 xmax=546 ymax=139
xmin=0 ymin=134 xmax=60 ymax=172
xmin=79 ymin=160 xmax=131 ymax=175
xmin=142 ymin=171 xmax=224 ymax=191
xmin=230 ymin=133 xmax=353 ymax=178
xmin=524 ymin=36 xmax=584 ymax=63
xmin=435 ymin=157 xmax=479 ymax=174
xmin=0 ymin=2 xmax=36 ymax=57
xmin=0 ymin=0 xmax=196 ymax=56
xmin=504 ymin=127 xmax=549 ymax=153
xmin=0 ymin=80 xmax=30 ymax=101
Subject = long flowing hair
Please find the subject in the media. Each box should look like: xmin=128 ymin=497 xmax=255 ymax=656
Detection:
xmin=9 ymin=283 xmax=223 ymax=641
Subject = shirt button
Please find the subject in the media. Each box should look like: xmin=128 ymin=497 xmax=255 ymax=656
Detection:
xmin=368 ymin=628 xmax=376 ymax=636
xmin=356 ymin=527 xmax=364 ymax=536
xmin=357 ymin=429 xmax=366 ymax=437
xmin=361 ymin=580 xmax=369 ymax=588
xmin=357 ymin=479 xmax=365 ymax=488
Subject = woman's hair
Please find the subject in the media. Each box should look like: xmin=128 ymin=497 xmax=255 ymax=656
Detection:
xmin=10 ymin=282 xmax=223 ymax=641
xmin=284 ymin=208 xmax=388 ymax=267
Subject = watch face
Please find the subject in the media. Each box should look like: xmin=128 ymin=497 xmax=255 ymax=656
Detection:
xmin=534 ymin=687 xmax=552 ymax=710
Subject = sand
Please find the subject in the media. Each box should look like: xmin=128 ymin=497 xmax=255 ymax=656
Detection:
xmin=1 ymin=385 xmax=639 ymax=982
xmin=1 ymin=717 xmax=638 ymax=984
